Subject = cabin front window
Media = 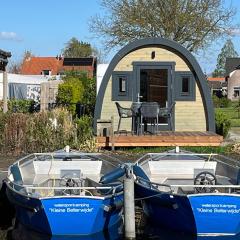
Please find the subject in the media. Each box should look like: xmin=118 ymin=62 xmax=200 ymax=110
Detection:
xmin=119 ymin=76 xmax=127 ymax=93
xmin=181 ymin=77 xmax=190 ymax=96
xmin=112 ymin=71 xmax=132 ymax=101
xmin=175 ymin=71 xmax=195 ymax=101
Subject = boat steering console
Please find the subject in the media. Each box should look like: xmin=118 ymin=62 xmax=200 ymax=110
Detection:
xmin=59 ymin=172 xmax=94 ymax=196
xmin=194 ymin=171 xmax=217 ymax=193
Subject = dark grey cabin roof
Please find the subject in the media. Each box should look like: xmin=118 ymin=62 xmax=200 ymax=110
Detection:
xmin=225 ymin=58 xmax=240 ymax=76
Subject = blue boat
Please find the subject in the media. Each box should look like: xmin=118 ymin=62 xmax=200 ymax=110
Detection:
xmin=5 ymin=149 xmax=123 ymax=235
xmin=133 ymin=149 xmax=240 ymax=236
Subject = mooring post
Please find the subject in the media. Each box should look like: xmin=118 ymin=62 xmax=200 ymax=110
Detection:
xmin=124 ymin=171 xmax=136 ymax=239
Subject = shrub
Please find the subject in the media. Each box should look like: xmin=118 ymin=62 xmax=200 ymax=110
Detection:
xmin=74 ymin=115 xmax=95 ymax=151
xmin=0 ymin=108 xmax=96 ymax=155
xmin=0 ymin=99 xmax=36 ymax=113
xmin=56 ymin=77 xmax=84 ymax=114
xmin=81 ymin=78 xmax=96 ymax=116
xmin=212 ymin=95 xmax=221 ymax=108
xmin=4 ymin=113 xmax=29 ymax=154
xmin=8 ymin=99 xmax=36 ymax=113
xmin=219 ymin=97 xmax=231 ymax=108
xmin=212 ymin=95 xmax=231 ymax=108
xmin=56 ymin=70 xmax=96 ymax=116
xmin=215 ymin=111 xmax=231 ymax=138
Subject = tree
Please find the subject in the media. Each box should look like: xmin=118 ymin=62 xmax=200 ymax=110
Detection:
xmin=8 ymin=50 xmax=34 ymax=73
xmin=8 ymin=61 xmax=21 ymax=73
xmin=89 ymin=0 xmax=235 ymax=52
xmin=62 ymin=38 xmax=93 ymax=57
xmin=212 ymin=39 xmax=238 ymax=77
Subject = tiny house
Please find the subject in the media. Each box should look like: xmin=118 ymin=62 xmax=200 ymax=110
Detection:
xmin=94 ymin=38 xmax=222 ymax=147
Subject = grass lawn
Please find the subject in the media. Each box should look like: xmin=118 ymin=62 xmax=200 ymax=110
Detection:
xmin=215 ymin=105 xmax=240 ymax=127
xmin=118 ymin=146 xmax=232 ymax=154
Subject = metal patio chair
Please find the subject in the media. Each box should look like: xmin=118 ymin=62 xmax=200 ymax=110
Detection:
xmin=159 ymin=102 xmax=175 ymax=131
xmin=115 ymin=102 xmax=133 ymax=134
xmin=140 ymin=102 xmax=160 ymax=135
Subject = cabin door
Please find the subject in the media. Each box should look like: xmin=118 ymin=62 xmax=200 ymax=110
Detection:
xmin=134 ymin=63 xmax=174 ymax=131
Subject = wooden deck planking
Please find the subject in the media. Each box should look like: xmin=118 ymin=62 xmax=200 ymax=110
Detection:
xmin=96 ymin=131 xmax=223 ymax=147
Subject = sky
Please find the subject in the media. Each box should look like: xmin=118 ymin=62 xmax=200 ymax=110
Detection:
xmin=1 ymin=0 xmax=240 ymax=74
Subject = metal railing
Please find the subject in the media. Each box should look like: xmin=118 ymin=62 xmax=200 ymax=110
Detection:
xmin=136 ymin=176 xmax=240 ymax=194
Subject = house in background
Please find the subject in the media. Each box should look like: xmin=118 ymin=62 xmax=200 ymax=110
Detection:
xmin=21 ymin=56 xmax=97 ymax=78
xmin=20 ymin=56 xmax=97 ymax=110
xmin=225 ymin=57 xmax=240 ymax=101
xmin=207 ymin=77 xmax=227 ymax=97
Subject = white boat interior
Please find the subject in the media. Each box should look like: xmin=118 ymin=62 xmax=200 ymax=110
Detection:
xmin=136 ymin=151 xmax=240 ymax=195
xmin=8 ymin=151 xmax=123 ymax=198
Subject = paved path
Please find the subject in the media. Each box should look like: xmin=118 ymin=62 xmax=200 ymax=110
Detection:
xmin=223 ymin=127 xmax=240 ymax=146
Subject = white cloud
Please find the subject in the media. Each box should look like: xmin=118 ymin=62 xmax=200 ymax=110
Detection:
xmin=227 ymin=28 xmax=240 ymax=36
xmin=0 ymin=31 xmax=22 ymax=41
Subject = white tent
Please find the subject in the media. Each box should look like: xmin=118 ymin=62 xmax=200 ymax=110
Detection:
xmin=0 ymin=73 xmax=58 ymax=100
xmin=96 ymin=64 xmax=109 ymax=94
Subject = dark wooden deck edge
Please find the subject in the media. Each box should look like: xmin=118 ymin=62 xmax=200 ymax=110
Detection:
xmin=96 ymin=132 xmax=223 ymax=147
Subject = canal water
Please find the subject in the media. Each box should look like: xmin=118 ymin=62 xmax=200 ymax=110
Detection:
xmin=0 ymin=196 xmax=240 ymax=240
xmin=1 ymin=216 xmax=240 ymax=240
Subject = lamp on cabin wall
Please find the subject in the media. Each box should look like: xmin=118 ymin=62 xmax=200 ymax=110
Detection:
xmin=151 ymin=51 xmax=155 ymax=59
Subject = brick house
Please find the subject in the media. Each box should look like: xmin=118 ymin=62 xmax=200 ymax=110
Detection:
xmin=21 ymin=56 xmax=97 ymax=78
xmin=225 ymin=58 xmax=240 ymax=100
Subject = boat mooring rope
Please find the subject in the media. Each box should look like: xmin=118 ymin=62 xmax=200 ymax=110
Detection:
xmin=134 ymin=192 xmax=165 ymax=201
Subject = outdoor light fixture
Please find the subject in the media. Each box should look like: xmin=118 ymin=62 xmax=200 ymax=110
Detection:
xmin=151 ymin=51 xmax=155 ymax=59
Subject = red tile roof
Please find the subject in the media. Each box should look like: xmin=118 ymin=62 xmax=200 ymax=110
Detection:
xmin=20 ymin=57 xmax=96 ymax=77
xmin=21 ymin=57 xmax=63 ymax=75
xmin=207 ymin=77 xmax=225 ymax=82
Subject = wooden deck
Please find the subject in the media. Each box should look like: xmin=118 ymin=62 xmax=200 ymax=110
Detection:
xmin=96 ymin=131 xmax=223 ymax=147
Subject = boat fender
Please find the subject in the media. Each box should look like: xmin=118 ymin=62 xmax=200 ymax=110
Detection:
xmin=132 ymin=165 xmax=150 ymax=181
xmin=103 ymin=200 xmax=123 ymax=212
xmin=99 ymin=166 xmax=126 ymax=184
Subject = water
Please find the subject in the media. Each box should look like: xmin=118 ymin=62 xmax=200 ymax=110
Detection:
xmin=1 ymin=204 xmax=240 ymax=240
xmin=0 ymin=183 xmax=240 ymax=240
xmin=1 ymin=219 xmax=240 ymax=240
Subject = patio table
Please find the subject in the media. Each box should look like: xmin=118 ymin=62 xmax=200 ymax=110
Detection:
xmin=131 ymin=102 xmax=161 ymax=135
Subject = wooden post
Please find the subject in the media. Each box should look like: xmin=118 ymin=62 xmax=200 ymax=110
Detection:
xmin=124 ymin=176 xmax=136 ymax=239
xmin=3 ymin=70 xmax=8 ymax=113
xmin=111 ymin=116 xmax=115 ymax=151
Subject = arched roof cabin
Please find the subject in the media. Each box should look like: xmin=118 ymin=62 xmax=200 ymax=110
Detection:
xmin=95 ymin=38 xmax=222 ymax=147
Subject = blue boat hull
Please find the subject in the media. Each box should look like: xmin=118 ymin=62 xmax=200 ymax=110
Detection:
xmin=188 ymin=194 xmax=240 ymax=236
xmin=6 ymin=186 xmax=123 ymax=235
xmin=135 ymin=182 xmax=240 ymax=236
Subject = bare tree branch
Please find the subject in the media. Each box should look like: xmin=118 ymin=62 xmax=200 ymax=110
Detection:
xmin=89 ymin=0 xmax=236 ymax=52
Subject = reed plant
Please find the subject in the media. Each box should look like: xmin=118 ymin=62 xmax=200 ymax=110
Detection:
xmin=0 ymin=108 xmax=96 ymax=156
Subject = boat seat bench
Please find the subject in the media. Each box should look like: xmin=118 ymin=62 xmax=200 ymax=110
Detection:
xmin=148 ymin=160 xmax=217 ymax=182
xmin=15 ymin=160 xmax=103 ymax=185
